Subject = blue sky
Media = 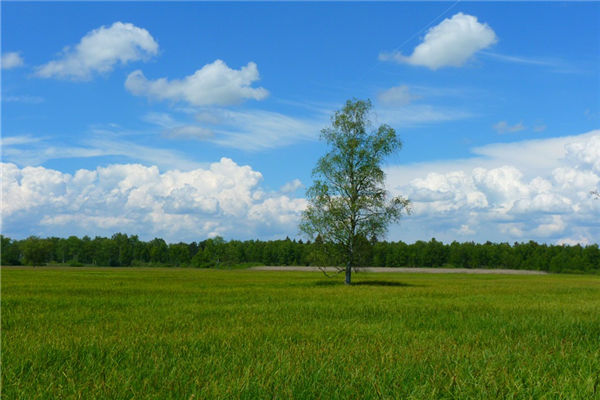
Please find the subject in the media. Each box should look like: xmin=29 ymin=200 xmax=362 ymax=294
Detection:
xmin=2 ymin=2 xmax=599 ymax=244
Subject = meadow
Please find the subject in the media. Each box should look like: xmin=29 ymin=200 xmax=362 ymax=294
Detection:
xmin=2 ymin=267 xmax=599 ymax=399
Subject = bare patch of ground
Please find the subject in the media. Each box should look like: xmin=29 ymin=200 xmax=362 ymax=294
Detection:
xmin=249 ymin=266 xmax=547 ymax=275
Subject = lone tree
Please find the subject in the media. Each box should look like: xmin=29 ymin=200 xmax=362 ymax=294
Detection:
xmin=300 ymin=99 xmax=410 ymax=284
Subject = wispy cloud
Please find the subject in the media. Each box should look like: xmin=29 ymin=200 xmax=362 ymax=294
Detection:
xmin=377 ymin=85 xmax=421 ymax=106
xmin=142 ymin=112 xmax=214 ymax=140
xmin=3 ymin=95 xmax=44 ymax=104
xmin=481 ymin=51 xmax=580 ymax=73
xmin=493 ymin=120 xmax=525 ymax=134
xmin=145 ymin=98 xmax=472 ymax=151
xmin=209 ymin=109 xmax=322 ymax=151
xmin=481 ymin=51 xmax=557 ymax=67
xmin=84 ymin=138 xmax=206 ymax=170
xmin=142 ymin=108 xmax=323 ymax=151
xmin=1 ymin=135 xmax=45 ymax=146
xmin=1 ymin=52 xmax=24 ymax=69
xmin=2 ymin=133 xmax=205 ymax=171
xmin=376 ymin=104 xmax=473 ymax=127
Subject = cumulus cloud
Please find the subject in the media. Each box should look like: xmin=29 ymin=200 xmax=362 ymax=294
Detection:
xmin=493 ymin=121 xmax=525 ymax=134
xmin=380 ymin=13 xmax=497 ymax=70
xmin=35 ymin=22 xmax=158 ymax=80
xmin=125 ymin=60 xmax=268 ymax=106
xmin=1 ymin=159 xmax=306 ymax=241
xmin=4 ymin=127 xmax=598 ymax=244
xmin=2 ymin=52 xmax=24 ymax=69
xmin=386 ymin=131 xmax=600 ymax=244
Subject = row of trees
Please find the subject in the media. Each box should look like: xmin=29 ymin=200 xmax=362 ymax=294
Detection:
xmin=2 ymin=234 xmax=598 ymax=273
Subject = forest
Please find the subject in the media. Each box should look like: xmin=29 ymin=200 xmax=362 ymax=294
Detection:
xmin=1 ymin=234 xmax=598 ymax=274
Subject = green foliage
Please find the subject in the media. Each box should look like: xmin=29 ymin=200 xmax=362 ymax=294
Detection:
xmin=1 ymin=235 xmax=21 ymax=265
xmin=2 ymin=268 xmax=599 ymax=398
xmin=21 ymin=236 xmax=52 ymax=266
xmin=300 ymin=99 xmax=410 ymax=283
xmin=1 ymin=234 xmax=599 ymax=273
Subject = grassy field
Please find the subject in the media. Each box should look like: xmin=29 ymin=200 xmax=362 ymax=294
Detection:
xmin=2 ymin=267 xmax=599 ymax=399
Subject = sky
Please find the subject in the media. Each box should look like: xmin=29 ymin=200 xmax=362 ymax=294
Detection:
xmin=2 ymin=2 xmax=599 ymax=245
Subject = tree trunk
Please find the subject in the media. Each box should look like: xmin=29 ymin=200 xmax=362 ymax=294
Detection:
xmin=345 ymin=263 xmax=352 ymax=285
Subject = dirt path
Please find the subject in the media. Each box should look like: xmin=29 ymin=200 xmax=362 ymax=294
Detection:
xmin=249 ymin=266 xmax=547 ymax=275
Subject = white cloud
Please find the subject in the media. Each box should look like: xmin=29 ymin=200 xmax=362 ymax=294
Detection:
xmin=532 ymin=215 xmax=566 ymax=237
xmin=209 ymin=109 xmax=320 ymax=150
xmin=143 ymin=109 xmax=322 ymax=151
xmin=141 ymin=112 xmax=176 ymax=128
xmin=1 ymin=135 xmax=44 ymax=146
xmin=166 ymin=125 xmax=214 ymax=140
xmin=374 ymin=84 xmax=475 ymax=127
xmin=375 ymin=104 xmax=473 ymax=127
xmin=3 ymin=95 xmax=44 ymax=104
xmin=35 ymin=22 xmax=158 ymax=80
xmin=386 ymin=130 xmax=600 ymax=244
xmin=280 ymin=179 xmax=303 ymax=194
xmin=493 ymin=121 xmax=525 ymax=134
xmin=4 ymin=132 xmax=599 ymax=244
xmin=481 ymin=52 xmax=578 ymax=73
xmin=2 ymin=52 xmax=25 ymax=69
xmin=557 ymin=236 xmax=591 ymax=246
xmin=380 ymin=13 xmax=497 ymax=70
xmin=2 ymin=158 xmax=306 ymax=241
xmin=377 ymin=85 xmax=420 ymax=106
xmin=564 ymin=135 xmax=600 ymax=173
xmin=456 ymin=224 xmax=475 ymax=235
xmin=481 ymin=52 xmax=557 ymax=67
xmin=2 ymin=134 xmax=205 ymax=171
xmin=141 ymin=112 xmax=213 ymax=140
xmin=142 ymin=101 xmax=468 ymax=151
xmin=125 ymin=60 xmax=268 ymax=106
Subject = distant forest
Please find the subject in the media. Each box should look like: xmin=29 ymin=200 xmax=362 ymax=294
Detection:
xmin=2 ymin=234 xmax=599 ymax=274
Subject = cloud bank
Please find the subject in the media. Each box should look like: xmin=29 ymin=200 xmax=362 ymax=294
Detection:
xmin=36 ymin=22 xmax=158 ymax=80
xmin=387 ymin=131 xmax=600 ymax=244
xmin=2 ymin=158 xmax=305 ymax=242
xmin=3 ymin=132 xmax=598 ymax=245
xmin=380 ymin=13 xmax=497 ymax=70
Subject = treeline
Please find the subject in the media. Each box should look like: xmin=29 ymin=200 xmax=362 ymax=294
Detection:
xmin=2 ymin=234 xmax=599 ymax=273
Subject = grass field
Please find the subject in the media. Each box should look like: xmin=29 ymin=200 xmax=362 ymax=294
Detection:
xmin=2 ymin=267 xmax=599 ymax=399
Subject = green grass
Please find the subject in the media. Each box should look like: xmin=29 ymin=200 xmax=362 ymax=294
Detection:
xmin=2 ymin=267 xmax=599 ymax=399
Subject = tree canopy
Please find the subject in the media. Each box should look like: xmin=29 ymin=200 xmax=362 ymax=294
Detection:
xmin=2 ymin=234 xmax=598 ymax=274
xmin=300 ymin=99 xmax=410 ymax=284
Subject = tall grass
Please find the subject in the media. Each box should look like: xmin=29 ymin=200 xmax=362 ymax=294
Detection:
xmin=2 ymin=267 xmax=599 ymax=399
